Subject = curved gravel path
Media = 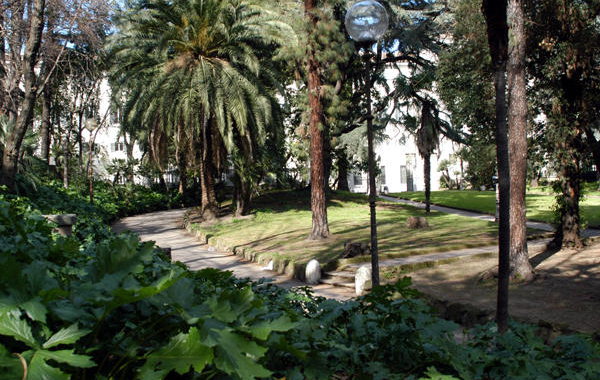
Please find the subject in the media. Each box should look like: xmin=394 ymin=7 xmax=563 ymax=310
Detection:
xmin=111 ymin=208 xmax=355 ymax=300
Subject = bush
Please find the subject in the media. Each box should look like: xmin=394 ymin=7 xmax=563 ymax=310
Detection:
xmin=1 ymin=190 xmax=598 ymax=380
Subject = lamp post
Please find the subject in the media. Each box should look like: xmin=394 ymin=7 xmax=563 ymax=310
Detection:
xmin=85 ymin=119 xmax=98 ymax=204
xmin=345 ymin=0 xmax=388 ymax=287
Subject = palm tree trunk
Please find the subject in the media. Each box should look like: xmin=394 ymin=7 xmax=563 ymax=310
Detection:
xmin=233 ymin=172 xmax=251 ymax=217
xmin=424 ymin=154 xmax=431 ymax=214
xmin=176 ymin=123 xmax=188 ymax=197
xmin=507 ymin=0 xmax=534 ymax=281
xmin=200 ymin=119 xmax=218 ymax=220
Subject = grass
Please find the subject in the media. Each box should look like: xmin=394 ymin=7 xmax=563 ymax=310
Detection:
xmin=191 ymin=190 xmax=511 ymax=270
xmin=390 ymin=188 xmax=600 ymax=227
xmin=527 ymin=181 xmax=600 ymax=197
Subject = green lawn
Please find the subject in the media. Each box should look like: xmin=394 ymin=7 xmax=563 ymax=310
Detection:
xmin=390 ymin=189 xmax=600 ymax=228
xmin=189 ymin=190 xmax=504 ymax=271
xmin=527 ymin=181 xmax=600 ymax=197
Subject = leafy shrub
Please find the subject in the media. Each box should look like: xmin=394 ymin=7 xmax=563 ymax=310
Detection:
xmin=0 ymin=197 xmax=297 ymax=379
xmin=1 ymin=191 xmax=598 ymax=379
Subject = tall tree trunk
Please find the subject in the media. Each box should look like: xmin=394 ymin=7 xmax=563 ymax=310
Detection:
xmin=553 ymin=134 xmax=583 ymax=247
xmin=336 ymin=151 xmax=350 ymax=191
xmin=507 ymin=0 xmax=534 ymax=281
xmin=483 ymin=0 xmax=511 ymax=334
xmin=40 ymin=86 xmax=52 ymax=162
xmin=306 ymin=0 xmax=330 ymax=240
xmin=0 ymin=0 xmax=46 ymax=192
xmin=126 ymin=142 xmax=135 ymax=184
xmin=200 ymin=119 xmax=218 ymax=220
xmin=424 ymin=154 xmax=431 ymax=214
xmin=324 ymin=128 xmax=332 ymax=191
xmin=233 ymin=172 xmax=251 ymax=217
xmin=177 ymin=153 xmax=187 ymax=197
xmin=122 ymin=131 xmax=136 ymax=184
xmin=62 ymin=132 xmax=70 ymax=189
xmin=176 ymin=124 xmax=188 ymax=198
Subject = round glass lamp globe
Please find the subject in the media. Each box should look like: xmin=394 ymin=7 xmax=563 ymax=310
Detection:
xmin=345 ymin=0 xmax=389 ymax=42
xmin=85 ymin=119 xmax=97 ymax=132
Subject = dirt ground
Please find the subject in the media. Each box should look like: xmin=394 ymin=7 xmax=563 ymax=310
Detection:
xmin=408 ymin=240 xmax=600 ymax=334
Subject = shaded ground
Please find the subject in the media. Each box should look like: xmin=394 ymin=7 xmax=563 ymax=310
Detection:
xmin=408 ymin=241 xmax=600 ymax=333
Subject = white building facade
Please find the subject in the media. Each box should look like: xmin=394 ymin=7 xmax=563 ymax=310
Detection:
xmin=347 ymin=54 xmax=463 ymax=194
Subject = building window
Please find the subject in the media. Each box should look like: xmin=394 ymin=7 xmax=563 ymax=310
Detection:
xmin=353 ymin=173 xmax=363 ymax=186
xmin=82 ymin=143 xmax=99 ymax=154
xmin=111 ymin=142 xmax=125 ymax=152
xmin=379 ymin=166 xmax=386 ymax=184
xmin=400 ymin=166 xmax=407 ymax=184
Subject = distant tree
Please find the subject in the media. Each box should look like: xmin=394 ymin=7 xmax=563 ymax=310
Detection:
xmin=416 ymin=101 xmax=440 ymax=214
xmin=0 ymin=0 xmax=111 ymax=191
xmin=436 ymin=0 xmax=497 ymax=189
xmin=111 ymin=0 xmax=289 ymax=218
xmin=525 ymin=0 xmax=600 ymax=248
xmin=0 ymin=0 xmax=46 ymax=192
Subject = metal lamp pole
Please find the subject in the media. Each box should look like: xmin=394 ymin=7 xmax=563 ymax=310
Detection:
xmin=345 ymin=0 xmax=389 ymax=287
xmin=85 ymin=119 xmax=98 ymax=204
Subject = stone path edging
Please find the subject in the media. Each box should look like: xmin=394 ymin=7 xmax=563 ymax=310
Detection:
xmin=112 ymin=208 xmax=355 ymax=300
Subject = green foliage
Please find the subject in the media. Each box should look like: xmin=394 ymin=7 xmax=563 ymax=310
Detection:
xmin=453 ymin=322 xmax=600 ymax=380
xmin=1 ymin=187 xmax=599 ymax=379
xmin=8 ymin=179 xmax=176 ymax=243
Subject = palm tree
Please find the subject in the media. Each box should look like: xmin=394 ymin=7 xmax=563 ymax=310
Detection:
xmin=416 ymin=101 xmax=440 ymax=214
xmin=111 ymin=0 xmax=291 ymax=217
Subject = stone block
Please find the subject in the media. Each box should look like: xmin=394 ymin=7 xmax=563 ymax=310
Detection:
xmin=43 ymin=214 xmax=77 ymax=236
xmin=305 ymin=259 xmax=321 ymax=285
xmin=355 ymin=266 xmax=372 ymax=296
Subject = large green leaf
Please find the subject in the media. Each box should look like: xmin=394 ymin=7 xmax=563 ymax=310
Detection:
xmin=88 ymin=235 xmax=152 ymax=282
xmin=207 ymin=287 xmax=255 ymax=323
xmin=26 ymin=352 xmax=70 ymax=380
xmin=139 ymin=327 xmax=214 ymax=379
xmin=102 ymin=271 xmax=182 ymax=317
xmin=21 ymin=299 xmax=48 ymax=324
xmin=37 ymin=349 xmax=95 ymax=368
xmin=43 ymin=324 xmax=91 ymax=349
xmin=0 ymin=296 xmax=20 ymax=315
xmin=0 ymin=312 xmax=37 ymax=348
xmin=241 ymin=316 xmax=297 ymax=341
xmin=419 ymin=366 xmax=461 ymax=380
xmin=212 ymin=329 xmax=271 ymax=380
xmin=22 ymin=262 xmax=59 ymax=294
